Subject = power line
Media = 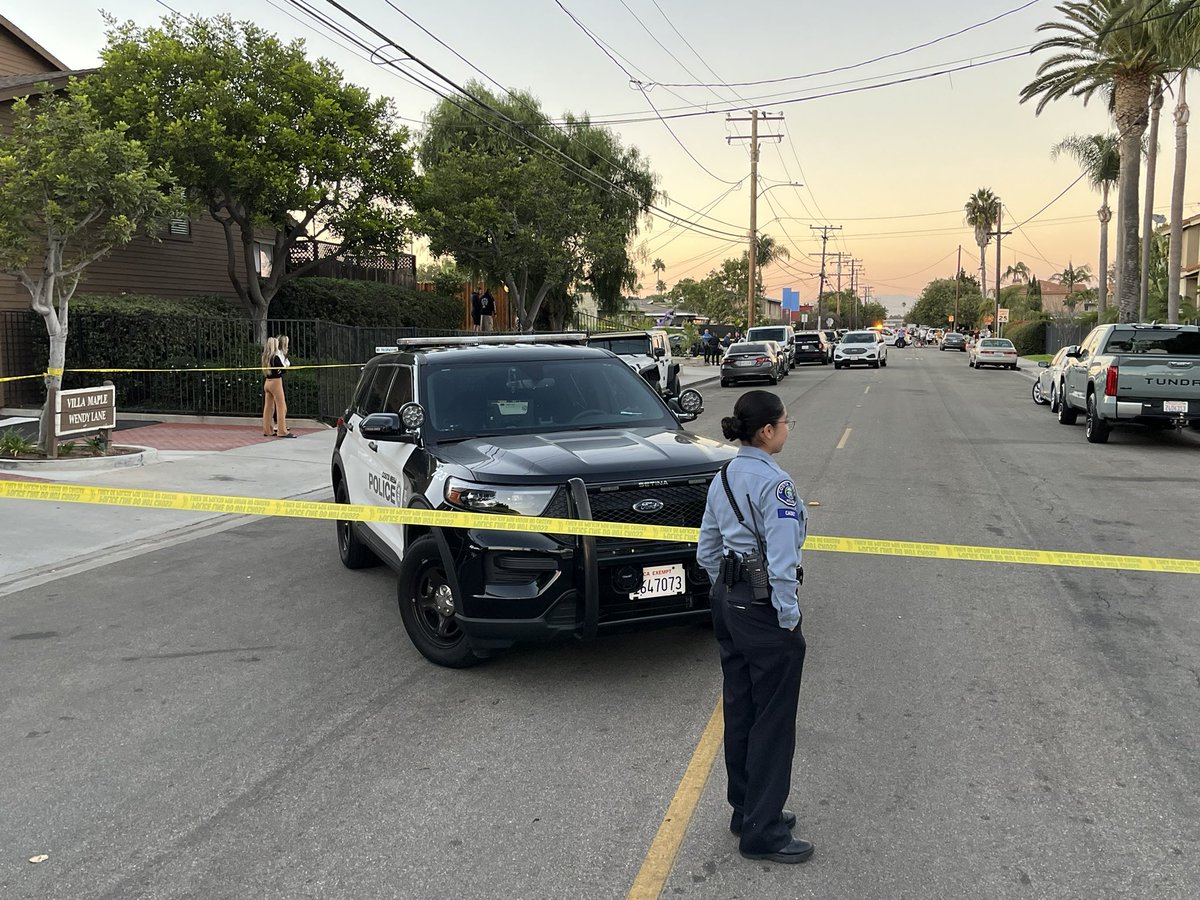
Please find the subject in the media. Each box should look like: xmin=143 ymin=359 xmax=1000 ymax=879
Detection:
xmin=291 ymin=1 xmax=747 ymax=240
xmin=638 ymin=0 xmax=1041 ymax=89
xmin=553 ymin=0 xmax=742 ymax=185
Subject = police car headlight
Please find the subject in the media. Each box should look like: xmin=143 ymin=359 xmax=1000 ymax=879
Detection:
xmin=445 ymin=478 xmax=557 ymax=516
xmin=678 ymin=388 xmax=703 ymax=413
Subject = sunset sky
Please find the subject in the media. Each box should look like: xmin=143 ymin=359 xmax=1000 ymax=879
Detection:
xmin=15 ymin=0 xmax=1195 ymax=311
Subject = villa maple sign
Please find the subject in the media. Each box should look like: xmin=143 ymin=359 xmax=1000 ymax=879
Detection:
xmin=55 ymin=386 xmax=116 ymax=436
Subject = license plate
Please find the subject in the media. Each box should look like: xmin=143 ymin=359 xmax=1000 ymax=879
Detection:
xmin=631 ymin=563 xmax=686 ymax=600
xmin=736 ymin=359 xmax=756 ymax=366
xmin=1164 ymin=400 xmax=1189 ymax=413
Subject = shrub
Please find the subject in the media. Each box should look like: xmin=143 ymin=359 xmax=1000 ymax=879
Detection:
xmin=1002 ymin=320 xmax=1047 ymax=357
xmin=70 ymin=293 xmax=239 ymax=317
xmin=270 ymin=277 xmax=462 ymax=329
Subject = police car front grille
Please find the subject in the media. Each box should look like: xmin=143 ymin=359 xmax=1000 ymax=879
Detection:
xmin=586 ymin=481 xmax=710 ymax=530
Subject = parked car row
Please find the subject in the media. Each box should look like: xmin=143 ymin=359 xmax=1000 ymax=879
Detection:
xmin=1030 ymin=323 xmax=1200 ymax=444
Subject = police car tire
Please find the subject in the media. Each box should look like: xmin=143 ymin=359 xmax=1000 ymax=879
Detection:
xmin=397 ymin=535 xmax=482 ymax=668
xmin=336 ymin=481 xmax=379 ymax=569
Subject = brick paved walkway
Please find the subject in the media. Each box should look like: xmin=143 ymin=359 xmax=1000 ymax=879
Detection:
xmin=116 ymin=422 xmax=319 ymax=452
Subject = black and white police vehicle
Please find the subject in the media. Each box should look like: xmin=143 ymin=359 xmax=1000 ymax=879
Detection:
xmin=331 ymin=334 xmax=730 ymax=668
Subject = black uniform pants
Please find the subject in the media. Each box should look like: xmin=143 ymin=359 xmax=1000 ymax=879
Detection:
xmin=711 ymin=580 xmax=807 ymax=854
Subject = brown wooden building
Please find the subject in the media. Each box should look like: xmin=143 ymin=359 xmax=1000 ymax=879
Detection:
xmin=0 ymin=13 xmax=260 ymax=319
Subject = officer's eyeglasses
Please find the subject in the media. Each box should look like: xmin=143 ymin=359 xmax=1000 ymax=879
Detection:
xmin=774 ymin=417 xmax=795 ymax=429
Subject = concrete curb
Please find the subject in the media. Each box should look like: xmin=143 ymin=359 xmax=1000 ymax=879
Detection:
xmin=0 ymin=445 xmax=158 ymax=473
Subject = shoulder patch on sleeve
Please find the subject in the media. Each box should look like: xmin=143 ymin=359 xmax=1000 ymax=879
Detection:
xmin=775 ymin=479 xmax=797 ymax=507
xmin=777 ymin=508 xmax=799 ymax=519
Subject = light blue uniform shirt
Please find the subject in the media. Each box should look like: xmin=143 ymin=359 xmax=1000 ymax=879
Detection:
xmin=697 ymin=446 xmax=807 ymax=629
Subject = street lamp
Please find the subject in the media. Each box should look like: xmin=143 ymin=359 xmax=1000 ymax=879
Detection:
xmin=748 ymin=182 xmax=802 ymax=328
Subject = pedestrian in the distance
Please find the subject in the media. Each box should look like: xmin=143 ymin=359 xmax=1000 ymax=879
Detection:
xmin=470 ymin=290 xmax=482 ymax=332
xmin=698 ymin=389 xmax=812 ymax=864
xmin=262 ymin=336 xmax=294 ymax=438
xmin=701 ymin=328 xmax=715 ymax=365
xmin=479 ymin=288 xmax=496 ymax=332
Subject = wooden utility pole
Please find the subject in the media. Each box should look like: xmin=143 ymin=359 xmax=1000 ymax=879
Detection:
xmin=989 ymin=203 xmax=1012 ymax=338
xmin=954 ymin=244 xmax=962 ymax=329
xmin=810 ymin=225 xmax=842 ymax=331
xmin=726 ymin=111 xmax=783 ymax=328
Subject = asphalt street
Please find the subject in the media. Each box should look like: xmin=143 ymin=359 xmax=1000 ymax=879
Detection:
xmin=3 ymin=347 xmax=1200 ymax=899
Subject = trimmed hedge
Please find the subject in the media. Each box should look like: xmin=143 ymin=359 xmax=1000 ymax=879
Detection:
xmin=270 ymin=278 xmax=462 ymax=329
xmin=70 ymin=293 xmax=239 ymax=317
xmin=1002 ymin=319 xmax=1047 ymax=357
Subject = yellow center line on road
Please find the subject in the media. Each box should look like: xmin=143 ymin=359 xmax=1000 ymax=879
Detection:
xmin=627 ymin=698 xmax=724 ymax=900
xmin=837 ymin=427 xmax=852 ymax=449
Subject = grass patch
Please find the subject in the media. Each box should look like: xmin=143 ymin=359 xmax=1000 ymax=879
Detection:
xmin=1024 ymin=354 xmax=1053 ymax=363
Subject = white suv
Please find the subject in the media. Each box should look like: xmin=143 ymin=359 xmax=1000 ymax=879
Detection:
xmin=833 ymin=330 xmax=888 ymax=369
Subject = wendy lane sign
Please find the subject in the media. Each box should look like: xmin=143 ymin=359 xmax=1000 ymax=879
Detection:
xmin=55 ymin=385 xmax=116 ymax=437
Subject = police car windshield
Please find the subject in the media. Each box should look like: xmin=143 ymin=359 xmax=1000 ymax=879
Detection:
xmin=421 ymin=358 xmax=677 ymax=439
xmin=842 ymin=332 xmax=876 ymax=344
xmin=590 ymin=336 xmax=652 ymax=356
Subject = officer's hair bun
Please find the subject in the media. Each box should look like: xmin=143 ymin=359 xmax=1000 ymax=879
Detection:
xmin=721 ymin=416 xmax=746 ymax=441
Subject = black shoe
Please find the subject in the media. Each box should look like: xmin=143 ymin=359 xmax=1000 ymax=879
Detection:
xmin=730 ymin=809 xmax=796 ymax=836
xmin=739 ymin=838 xmax=814 ymax=864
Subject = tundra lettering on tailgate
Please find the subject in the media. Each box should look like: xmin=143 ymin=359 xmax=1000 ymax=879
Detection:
xmin=1145 ymin=378 xmax=1200 ymax=387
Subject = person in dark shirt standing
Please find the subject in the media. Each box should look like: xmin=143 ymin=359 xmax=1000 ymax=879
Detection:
xmin=479 ymin=288 xmax=496 ymax=332
xmin=470 ymin=290 xmax=482 ymax=332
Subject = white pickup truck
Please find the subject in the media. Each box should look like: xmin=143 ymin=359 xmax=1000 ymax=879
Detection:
xmin=1056 ymin=323 xmax=1200 ymax=443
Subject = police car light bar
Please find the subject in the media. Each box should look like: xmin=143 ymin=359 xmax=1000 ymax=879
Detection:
xmin=395 ymin=333 xmax=589 ymax=348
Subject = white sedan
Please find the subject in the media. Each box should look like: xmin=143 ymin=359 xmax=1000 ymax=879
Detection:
xmin=969 ymin=338 xmax=1019 ymax=370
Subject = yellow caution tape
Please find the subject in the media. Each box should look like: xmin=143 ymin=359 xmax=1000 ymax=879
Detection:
xmin=0 ymin=364 xmax=366 ymax=381
xmin=1 ymin=481 xmax=1199 ymax=575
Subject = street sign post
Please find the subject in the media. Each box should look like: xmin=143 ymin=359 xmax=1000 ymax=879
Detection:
xmin=55 ymin=385 xmax=116 ymax=437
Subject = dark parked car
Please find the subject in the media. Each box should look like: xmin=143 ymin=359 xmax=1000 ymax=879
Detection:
xmin=720 ymin=341 xmax=782 ymax=386
xmin=941 ymin=332 xmax=967 ymax=352
xmin=792 ymin=331 xmax=830 ymax=365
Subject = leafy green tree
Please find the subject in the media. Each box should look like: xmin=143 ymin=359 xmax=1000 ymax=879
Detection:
xmin=0 ymin=85 xmax=183 ymax=449
xmin=415 ymin=84 xmax=656 ymax=332
xmin=964 ymin=188 xmax=1001 ymax=297
xmin=1052 ymin=262 xmax=1093 ymax=315
xmin=91 ymin=14 xmax=414 ymax=343
xmin=1051 ymin=133 xmax=1120 ymax=317
xmin=1021 ymin=0 xmax=1168 ymax=322
xmin=909 ymin=277 xmax=986 ymax=329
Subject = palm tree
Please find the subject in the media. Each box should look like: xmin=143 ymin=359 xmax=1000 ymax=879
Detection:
xmin=1020 ymin=0 xmax=1167 ymax=322
xmin=1053 ymin=261 xmax=1094 ymax=314
xmin=1051 ymin=134 xmax=1121 ymax=317
xmin=1141 ymin=84 xmax=1165 ymax=319
xmin=652 ymin=256 xmax=666 ymax=295
xmin=1164 ymin=7 xmax=1200 ymax=322
xmin=964 ymin=188 xmax=1000 ymax=299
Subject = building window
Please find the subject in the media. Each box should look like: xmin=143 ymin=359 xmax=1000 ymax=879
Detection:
xmin=254 ymin=242 xmax=273 ymax=277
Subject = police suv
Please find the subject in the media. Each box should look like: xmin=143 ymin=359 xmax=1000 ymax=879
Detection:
xmin=331 ymin=334 xmax=732 ymax=668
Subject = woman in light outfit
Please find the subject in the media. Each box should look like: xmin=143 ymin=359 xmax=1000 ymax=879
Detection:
xmin=261 ymin=336 xmax=294 ymax=438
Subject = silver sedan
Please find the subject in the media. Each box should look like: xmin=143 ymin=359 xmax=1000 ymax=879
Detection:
xmin=1033 ymin=345 xmax=1077 ymax=411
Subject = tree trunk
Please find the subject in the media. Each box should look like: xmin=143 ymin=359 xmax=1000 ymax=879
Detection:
xmin=1169 ymin=71 xmax=1189 ymax=324
xmin=1098 ymin=182 xmax=1111 ymax=320
xmin=503 ymin=274 xmax=525 ymax=331
xmin=978 ymin=240 xmax=987 ymax=304
xmin=39 ymin=327 xmax=67 ymax=455
xmin=1113 ymin=74 xmax=1152 ymax=323
xmin=1140 ymin=87 xmax=1164 ymax=320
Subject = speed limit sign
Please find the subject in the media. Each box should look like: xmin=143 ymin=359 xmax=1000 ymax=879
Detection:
xmin=998 ymin=308 xmax=1010 ymax=324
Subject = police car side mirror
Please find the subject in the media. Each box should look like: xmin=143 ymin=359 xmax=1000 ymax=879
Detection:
xmin=654 ymin=346 xmax=665 ymax=358
xmin=360 ymin=413 xmax=403 ymax=438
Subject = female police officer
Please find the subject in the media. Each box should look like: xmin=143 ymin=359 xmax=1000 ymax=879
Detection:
xmin=697 ymin=389 xmax=812 ymax=864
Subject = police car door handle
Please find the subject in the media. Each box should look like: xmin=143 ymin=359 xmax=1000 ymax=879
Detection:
xmin=368 ymin=441 xmax=378 ymax=453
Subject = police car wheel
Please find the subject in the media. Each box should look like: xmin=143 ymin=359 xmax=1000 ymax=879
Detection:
xmin=397 ymin=535 xmax=482 ymax=668
xmin=336 ymin=481 xmax=379 ymax=569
